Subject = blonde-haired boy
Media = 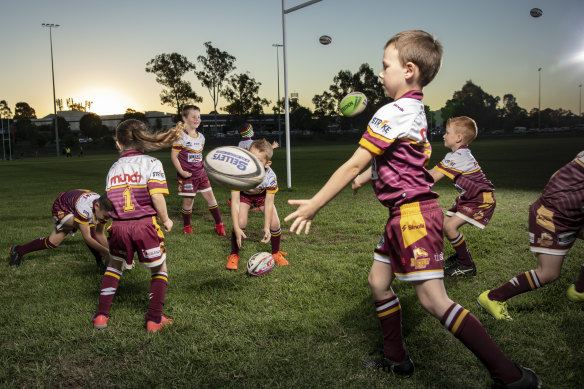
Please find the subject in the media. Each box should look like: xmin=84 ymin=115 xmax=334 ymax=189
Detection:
xmin=429 ymin=116 xmax=496 ymax=276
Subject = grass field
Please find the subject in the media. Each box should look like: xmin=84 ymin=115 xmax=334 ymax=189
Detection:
xmin=1 ymin=135 xmax=583 ymax=388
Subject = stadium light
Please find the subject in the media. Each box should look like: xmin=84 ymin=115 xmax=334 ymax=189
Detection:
xmin=42 ymin=23 xmax=60 ymax=157
xmin=538 ymin=67 xmax=542 ymax=130
xmin=272 ymin=44 xmax=283 ymax=147
xmin=282 ymin=0 xmax=323 ymax=188
xmin=579 ymin=84 xmax=582 ymax=118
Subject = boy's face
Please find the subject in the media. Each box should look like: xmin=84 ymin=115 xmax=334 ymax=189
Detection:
xmin=94 ymin=203 xmax=111 ymax=225
xmin=183 ymin=109 xmax=201 ymax=130
xmin=250 ymin=147 xmax=271 ymax=169
xmin=379 ymin=44 xmax=408 ymax=99
xmin=443 ymin=125 xmax=461 ymax=150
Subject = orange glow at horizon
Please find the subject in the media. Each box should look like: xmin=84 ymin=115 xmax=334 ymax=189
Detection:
xmin=72 ymin=86 xmax=137 ymax=116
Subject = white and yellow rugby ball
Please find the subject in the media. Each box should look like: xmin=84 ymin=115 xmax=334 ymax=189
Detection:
xmin=204 ymin=146 xmax=265 ymax=191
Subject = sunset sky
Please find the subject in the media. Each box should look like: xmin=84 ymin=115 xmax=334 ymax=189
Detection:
xmin=2 ymin=0 xmax=583 ymax=118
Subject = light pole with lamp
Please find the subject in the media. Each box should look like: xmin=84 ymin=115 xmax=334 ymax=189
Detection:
xmin=579 ymin=84 xmax=582 ymax=120
xmin=272 ymin=43 xmax=283 ymax=147
xmin=538 ymin=67 xmax=542 ymax=131
xmin=282 ymin=0 xmax=323 ymax=188
xmin=42 ymin=23 xmax=60 ymax=157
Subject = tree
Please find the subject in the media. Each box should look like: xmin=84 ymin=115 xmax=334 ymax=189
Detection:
xmin=14 ymin=102 xmax=36 ymax=119
xmin=443 ymin=80 xmax=500 ymax=131
xmin=196 ymin=42 xmax=236 ymax=115
xmin=123 ymin=108 xmax=148 ymax=124
xmin=222 ymin=72 xmax=270 ymax=119
xmin=145 ymin=53 xmax=201 ymax=115
xmin=0 ymin=100 xmax=12 ymax=119
xmin=499 ymin=94 xmax=528 ymax=132
xmin=80 ymin=113 xmax=107 ymax=139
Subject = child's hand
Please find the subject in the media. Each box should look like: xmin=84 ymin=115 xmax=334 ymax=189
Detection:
xmin=181 ymin=171 xmax=192 ymax=179
xmin=260 ymin=228 xmax=271 ymax=243
xmin=235 ymin=229 xmax=247 ymax=248
xmin=162 ymin=218 xmax=173 ymax=232
xmin=284 ymin=199 xmax=318 ymax=235
xmin=271 ymin=141 xmax=279 ymax=149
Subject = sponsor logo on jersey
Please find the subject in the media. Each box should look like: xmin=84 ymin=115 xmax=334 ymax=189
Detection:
xmin=410 ymin=247 xmax=430 ymax=269
xmin=402 ymin=223 xmax=425 ymax=232
xmin=212 ymin=150 xmax=251 ymax=171
xmin=536 ymin=232 xmax=553 ymax=247
xmin=110 ymin=172 xmax=143 ymax=185
xmin=152 ymin=170 xmax=165 ymax=179
xmin=392 ymin=103 xmax=404 ymax=112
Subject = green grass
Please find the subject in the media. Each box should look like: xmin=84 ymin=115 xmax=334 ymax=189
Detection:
xmin=1 ymin=136 xmax=583 ymax=388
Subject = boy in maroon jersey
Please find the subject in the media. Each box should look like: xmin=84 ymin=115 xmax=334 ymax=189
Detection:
xmin=285 ymin=30 xmax=540 ymax=388
xmin=428 ymin=116 xmax=496 ymax=277
xmin=92 ymin=119 xmax=182 ymax=332
xmin=9 ymin=190 xmax=112 ymax=271
xmin=478 ymin=151 xmax=584 ymax=320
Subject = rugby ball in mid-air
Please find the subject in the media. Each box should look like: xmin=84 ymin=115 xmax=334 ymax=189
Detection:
xmin=204 ymin=146 xmax=265 ymax=191
xmin=339 ymin=92 xmax=367 ymax=117
xmin=530 ymin=7 xmax=543 ymax=18
xmin=247 ymin=252 xmax=275 ymax=276
xmin=319 ymin=35 xmax=332 ymax=45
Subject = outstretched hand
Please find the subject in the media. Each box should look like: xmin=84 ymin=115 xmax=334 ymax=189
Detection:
xmin=284 ymin=199 xmax=319 ymax=235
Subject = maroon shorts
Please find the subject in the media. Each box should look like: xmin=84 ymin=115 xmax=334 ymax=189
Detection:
xmin=52 ymin=196 xmax=75 ymax=233
xmin=374 ymin=199 xmax=444 ymax=281
xmin=240 ymin=192 xmax=266 ymax=208
xmin=108 ymin=216 xmax=166 ymax=268
xmin=446 ymin=191 xmax=496 ymax=229
xmin=528 ymin=198 xmax=583 ymax=256
xmin=177 ymin=173 xmax=211 ymax=196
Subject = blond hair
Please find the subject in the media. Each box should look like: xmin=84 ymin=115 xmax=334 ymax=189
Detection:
xmin=115 ymin=119 xmax=182 ymax=152
xmin=447 ymin=116 xmax=478 ymax=144
xmin=250 ymin=139 xmax=273 ymax=161
xmin=385 ymin=30 xmax=443 ymax=87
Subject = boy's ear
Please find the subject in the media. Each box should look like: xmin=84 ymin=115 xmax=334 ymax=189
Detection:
xmin=404 ymin=61 xmax=417 ymax=80
xmin=265 ymin=160 xmax=272 ymax=168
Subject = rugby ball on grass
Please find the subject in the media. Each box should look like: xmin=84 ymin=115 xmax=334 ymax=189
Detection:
xmin=204 ymin=146 xmax=265 ymax=191
xmin=339 ymin=92 xmax=367 ymax=117
xmin=247 ymin=252 xmax=275 ymax=276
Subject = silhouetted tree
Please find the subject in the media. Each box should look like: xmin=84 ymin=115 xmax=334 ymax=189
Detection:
xmin=145 ymin=53 xmax=201 ymax=115
xmin=222 ymin=72 xmax=270 ymax=120
xmin=14 ymin=102 xmax=36 ymax=119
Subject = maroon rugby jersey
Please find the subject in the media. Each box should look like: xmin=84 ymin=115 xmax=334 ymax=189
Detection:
xmin=359 ymin=90 xmax=437 ymax=208
xmin=54 ymin=189 xmax=101 ymax=225
xmin=106 ymin=150 xmax=169 ymax=220
xmin=171 ymin=130 xmax=206 ymax=179
xmin=434 ymin=145 xmax=494 ymax=200
xmin=537 ymin=151 xmax=584 ymax=229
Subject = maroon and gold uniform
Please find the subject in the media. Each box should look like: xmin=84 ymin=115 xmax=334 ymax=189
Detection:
xmin=434 ymin=145 xmax=496 ymax=228
xmin=529 ymin=151 xmax=584 ymax=255
xmin=172 ymin=130 xmax=211 ymax=196
xmin=105 ymin=150 xmax=168 ymax=268
xmin=237 ymin=166 xmax=278 ymax=208
xmin=52 ymin=189 xmax=103 ymax=232
xmin=359 ymin=90 xmax=444 ymax=281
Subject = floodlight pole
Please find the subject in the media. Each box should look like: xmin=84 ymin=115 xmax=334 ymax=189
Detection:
xmin=579 ymin=84 xmax=582 ymax=119
xmin=43 ymin=23 xmax=60 ymax=157
xmin=538 ymin=67 xmax=542 ymax=131
xmin=282 ymin=0 xmax=323 ymax=188
xmin=272 ymin=43 xmax=283 ymax=147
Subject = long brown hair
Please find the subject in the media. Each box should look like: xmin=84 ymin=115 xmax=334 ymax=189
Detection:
xmin=115 ymin=119 xmax=182 ymax=152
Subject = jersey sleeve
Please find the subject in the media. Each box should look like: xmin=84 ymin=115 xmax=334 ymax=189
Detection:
xmin=434 ymin=152 xmax=461 ymax=181
xmin=359 ymin=104 xmax=419 ymax=155
xmin=147 ymin=159 xmax=169 ymax=196
xmin=265 ymin=170 xmax=278 ymax=194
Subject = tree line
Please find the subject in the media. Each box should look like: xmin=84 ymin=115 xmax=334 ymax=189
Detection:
xmin=2 ymin=41 xmax=582 ymax=149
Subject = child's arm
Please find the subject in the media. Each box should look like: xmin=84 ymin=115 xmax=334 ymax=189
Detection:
xmin=170 ymin=149 xmax=192 ymax=178
xmin=261 ymin=193 xmax=275 ymax=243
xmin=151 ymin=193 xmax=173 ymax=232
xmin=428 ymin=167 xmax=445 ymax=183
xmin=271 ymin=141 xmax=279 ymax=149
xmin=230 ymin=191 xmax=247 ymax=248
xmin=285 ymin=147 xmax=373 ymax=235
xmin=78 ymin=224 xmax=109 ymax=256
xmin=352 ymin=165 xmax=372 ymax=194
xmin=94 ymin=223 xmax=109 ymax=249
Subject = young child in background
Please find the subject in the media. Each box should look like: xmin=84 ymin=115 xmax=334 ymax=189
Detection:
xmin=237 ymin=123 xmax=279 ymax=150
xmin=428 ymin=116 xmax=496 ymax=276
xmin=478 ymin=150 xmax=584 ymax=320
xmin=92 ymin=119 xmax=181 ymax=332
xmin=286 ymin=30 xmax=540 ymax=388
xmin=226 ymin=139 xmax=288 ymax=270
xmin=9 ymin=189 xmax=112 ymax=271
xmin=171 ymin=105 xmax=226 ymax=236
